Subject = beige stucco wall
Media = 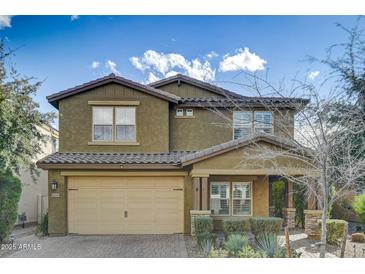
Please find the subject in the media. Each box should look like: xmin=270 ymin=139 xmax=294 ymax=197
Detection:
xmin=59 ymin=83 xmax=170 ymax=153
xmin=17 ymin=125 xmax=58 ymax=225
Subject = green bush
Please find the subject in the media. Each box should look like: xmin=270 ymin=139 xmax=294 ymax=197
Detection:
xmin=224 ymin=234 xmax=249 ymax=257
xmin=209 ymin=248 xmax=228 ymax=258
xmin=238 ymin=246 xmax=265 ymax=258
xmin=250 ymin=217 xmax=283 ymax=237
xmin=294 ymin=183 xmax=307 ymax=228
xmin=272 ymin=180 xmax=286 ymax=217
xmin=318 ymin=219 xmax=348 ymax=246
xmin=222 ymin=219 xmax=246 ymax=239
xmin=196 ymin=232 xmax=216 ymax=256
xmin=352 ymin=193 xmax=365 ymax=223
xmin=194 ymin=216 xmax=213 ymax=235
xmin=255 ymin=233 xmax=284 ymax=258
xmin=38 ymin=212 xmax=48 ymax=236
xmin=0 ymin=170 xmax=22 ymax=242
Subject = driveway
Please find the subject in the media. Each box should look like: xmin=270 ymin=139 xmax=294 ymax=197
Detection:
xmin=2 ymin=234 xmax=188 ymax=258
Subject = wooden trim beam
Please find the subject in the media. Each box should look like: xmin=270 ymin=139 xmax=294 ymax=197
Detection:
xmin=60 ymin=171 xmax=188 ymax=177
xmin=190 ymin=168 xmax=319 ymax=177
xmin=88 ymin=100 xmax=140 ymax=106
xmin=201 ymin=177 xmax=208 ymax=210
xmin=193 ymin=177 xmax=201 ymax=210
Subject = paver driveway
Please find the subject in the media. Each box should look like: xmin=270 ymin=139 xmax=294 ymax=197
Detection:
xmin=3 ymin=234 xmax=188 ymax=258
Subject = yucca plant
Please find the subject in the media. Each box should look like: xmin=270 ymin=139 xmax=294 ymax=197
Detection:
xmin=224 ymin=234 xmax=249 ymax=257
xmin=255 ymin=233 xmax=284 ymax=258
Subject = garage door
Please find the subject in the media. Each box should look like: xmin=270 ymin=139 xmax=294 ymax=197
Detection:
xmin=67 ymin=176 xmax=184 ymax=234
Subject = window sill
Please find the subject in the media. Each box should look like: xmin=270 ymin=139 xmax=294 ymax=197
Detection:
xmin=174 ymin=116 xmax=195 ymax=119
xmin=88 ymin=141 xmax=140 ymax=146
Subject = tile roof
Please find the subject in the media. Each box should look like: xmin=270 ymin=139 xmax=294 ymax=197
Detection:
xmin=178 ymin=97 xmax=309 ymax=108
xmin=37 ymin=151 xmax=195 ymax=165
xmin=149 ymin=74 xmax=247 ymax=99
xmin=180 ymin=133 xmax=300 ymax=165
xmin=47 ymin=74 xmax=181 ymax=109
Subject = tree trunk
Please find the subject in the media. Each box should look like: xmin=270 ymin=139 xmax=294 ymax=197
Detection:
xmin=319 ymin=188 xmax=328 ymax=258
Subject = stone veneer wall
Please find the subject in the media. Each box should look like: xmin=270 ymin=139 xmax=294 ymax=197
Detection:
xmin=304 ymin=209 xmax=322 ymax=240
xmin=283 ymin=208 xmax=296 ymax=228
xmin=190 ymin=210 xmax=211 ymax=236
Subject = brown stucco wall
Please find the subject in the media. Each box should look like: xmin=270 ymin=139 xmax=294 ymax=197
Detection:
xmin=158 ymin=82 xmax=225 ymax=98
xmin=48 ymin=170 xmax=67 ymax=235
xmin=59 ymin=83 xmax=169 ymax=153
xmin=169 ymin=107 xmax=232 ymax=151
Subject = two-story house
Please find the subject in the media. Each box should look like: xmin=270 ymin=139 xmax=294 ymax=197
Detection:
xmin=37 ymin=73 xmax=309 ymax=235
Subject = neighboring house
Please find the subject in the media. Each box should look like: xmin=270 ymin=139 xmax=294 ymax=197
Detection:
xmin=37 ymin=73 xmax=309 ymax=235
xmin=17 ymin=124 xmax=59 ymax=226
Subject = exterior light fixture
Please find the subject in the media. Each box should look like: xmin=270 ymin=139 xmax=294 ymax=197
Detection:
xmin=51 ymin=180 xmax=58 ymax=190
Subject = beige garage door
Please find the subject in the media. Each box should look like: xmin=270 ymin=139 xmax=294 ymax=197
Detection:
xmin=68 ymin=176 xmax=184 ymax=234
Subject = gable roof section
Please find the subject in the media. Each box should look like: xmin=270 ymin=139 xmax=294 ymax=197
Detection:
xmin=180 ymin=133 xmax=301 ymax=166
xmin=47 ymin=74 xmax=180 ymax=109
xmin=149 ymin=74 xmax=247 ymax=99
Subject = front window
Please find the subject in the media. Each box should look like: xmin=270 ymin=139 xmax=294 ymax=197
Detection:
xmin=210 ymin=182 xmax=252 ymax=216
xmin=255 ymin=111 xmax=273 ymax=134
xmin=186 ymin=109 xmax=194 ymax=117
xmin=115 ymin=107 xmax=136 ymax=142
xmin=176 ymin=109 xmax=184 ymax=117
xmin=210 ymin=182 xmax=230 ymax=215
xmin=232 ymin=182 xmax=252 ymax=216
xmin=233 ymin=111 xmax=252 ymax=139
xmin=93 ymin=107 xmax=113 ymax=141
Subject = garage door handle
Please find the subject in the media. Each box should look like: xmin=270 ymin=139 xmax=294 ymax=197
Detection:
xmin=124 ymin=211 xmax=128 ymax=218
xmin=173 ymin=188 xmax=183 ymax=191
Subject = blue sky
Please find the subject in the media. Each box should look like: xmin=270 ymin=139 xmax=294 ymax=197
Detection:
xmin=0 ymin=16 xmax=360 ymax=124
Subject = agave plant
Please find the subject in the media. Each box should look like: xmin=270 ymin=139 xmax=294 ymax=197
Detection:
xmin=255 ymin=233 xmax=284 ymax=258
xmin=224 ymin=234 xmax=249 ymax=257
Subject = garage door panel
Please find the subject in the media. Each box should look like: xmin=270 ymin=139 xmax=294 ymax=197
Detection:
xmin=68 ymin=176 xmax=184 ymax=234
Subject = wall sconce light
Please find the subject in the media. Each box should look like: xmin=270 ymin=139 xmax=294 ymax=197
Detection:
xmin=51 ymin=180 xmax=58 ymax=191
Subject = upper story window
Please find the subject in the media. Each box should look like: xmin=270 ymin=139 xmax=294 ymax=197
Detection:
xmin=92 ymin=106 xmax=136 ymax=142
xmin=93 ymin=107 xmax=113 ymax=141
xmin=176 ymin=109 xmax=184 ymax=117
xmin=233 ymin=111 xmax=252 ymax=139
xmin=51 ymin=137 xmax=58 ymax=153
xmin=186 ymin=109 xmax=194 ymax=117
xmin=233 ymin=111 xmax=273 ymax=139
xmin=255 ymin=111 xmax=273 ymax=134
xmin=115 ymin=107 xmax=136 ymax=142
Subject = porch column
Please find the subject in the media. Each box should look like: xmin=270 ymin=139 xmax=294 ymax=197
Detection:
xmin=201 ymin=177 xmax=209 ymax=210
xmin=193 ymin=177 xmax=201 ymax=210
xmin=304 ymin=187 xmax=322 ymax=240
xmin=283 ymin=180 xmax=296 ymax=228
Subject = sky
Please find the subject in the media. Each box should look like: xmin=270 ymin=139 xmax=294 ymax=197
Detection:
xmin=0 ymin=15 xmax=361 ymax=125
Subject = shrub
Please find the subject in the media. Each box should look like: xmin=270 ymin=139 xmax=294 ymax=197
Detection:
xmin=351 ymin=232 xmax=365 ymax=243
xmin=0 ymin=170 xmax=22 ymax=243
xmin=38 ymin=212 xmax=48 ymax=236
xmin=272 ymin=180 xmax=286 ymax=217
xmin=194 ymin=216 xmax=213 ymax=235
xmin=255 ymin=233 xmax=283 ymax=258
xmin=318 ymin=219 xmax=348 ymax=246
xmin=238 ymin=246 xmax=265 ymax=258
xmin=196 ymin=232 xmax=216 ymax=257
xmin=209 ymin=248 xmax=228 ymax=258
xmin=222 ymin=219 xmax=246 ymax=239
xmin=294 ymin=183 xmax=307 ymax=228
xmin=224 ymin=234 xmax=249 ymax=257
xmin=250 ymin=217 xmax=283 ymax=237
xmin=352 ymin=193 xmax=365 ymax=223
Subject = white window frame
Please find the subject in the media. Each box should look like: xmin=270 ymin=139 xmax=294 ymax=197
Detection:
xmin=232 ymin=182 xmax=253 ymax=216
xmin=115 ymin=107 xmax=136 ymax=142
xmin=254 ymin=111 xmax=273 ymax=134
xmin=92 ymin=106 xmax=114 ymax=142
xmin=233 ymin=111 xmax=253 ymax=140
xmin=176 ymin=109 xmax=184 ymax=117
xmin=210 ymin=182 xmax=230 ymax=216
xmin=186 ymin=109 xmax=194 ymax=117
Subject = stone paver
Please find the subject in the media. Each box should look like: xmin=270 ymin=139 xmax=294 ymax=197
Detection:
xmin=2 ymin=234 xmax=188 ymax=258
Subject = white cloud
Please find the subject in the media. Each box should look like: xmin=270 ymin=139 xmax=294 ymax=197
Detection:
xmin=308 ymin=70 xmax=320 ymax=80
xmin=0 ymin=16 xmax=13 ymax=29
xmin=219 ymin=47 xmax=266 ymax=72
xmin=71 ymin=15 xmax=79 ymax=21
xmin=147 ymin=72 xmax=160 ymax=83
xmin=205 ymin=51 xmax=219 ymax=59
xmin=91 ymin=61 xmax=100 ymax=69
xmin=105 ymin=60 xmax=120 ymax=75
xmin=129 ymin=50 xmax=215 ymax=83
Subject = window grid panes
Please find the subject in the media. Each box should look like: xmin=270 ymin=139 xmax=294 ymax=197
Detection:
xmin=176 ymin=109 xmax=184 ymax=117
xmin=115 ymin=107 xmax=136 ymax=142
xmin=233 ymin=111 xmax=252 ymax=139
xmin=232 ymin=182 xmax=252 ymax=216
xmin=93 ymin=107 xmax=113 ymax=141
xmin=186 ymin=109 xmax=194 ymax=117
xmin=210 ymin=182 xmax=230 ymax=215
xmin=255 ymin=111 xmax=273 ymax=134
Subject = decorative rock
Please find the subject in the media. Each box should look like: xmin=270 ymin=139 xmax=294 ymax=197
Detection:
xmin=304 ymin=210 xmax=322 ymax=240
xmin=351 ymin=233 xmax=365 ymax=243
